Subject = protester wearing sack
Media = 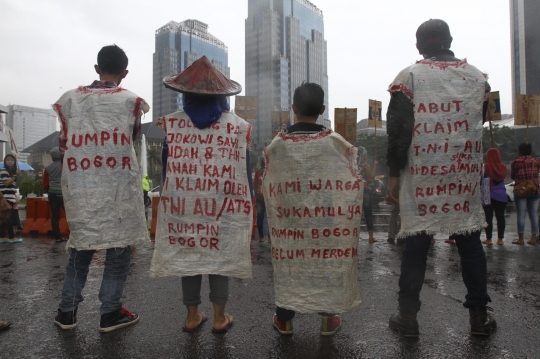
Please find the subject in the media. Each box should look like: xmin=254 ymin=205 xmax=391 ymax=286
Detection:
xmin=150 ymin=56 xmax=253 ymax=334
xmin=510 ymin=143 xmax=539 ymax=245
xmin=482 ymin=148 xmax=508 ymax=246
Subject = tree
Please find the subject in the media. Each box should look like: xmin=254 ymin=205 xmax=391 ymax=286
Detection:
xmin=33 ymin=179 xmax=44 ymax=197
xmin=30 ymin=162 xmax=44 ymax=172
xmin=19 ymin=178 xmax=33 ymax=199
xmin=482 ymin=125 xmax=526 ymax=163
xmin=147 ymin=146 xmax=162 ymax=189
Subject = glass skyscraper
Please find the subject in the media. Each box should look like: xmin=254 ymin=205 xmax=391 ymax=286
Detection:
xmin=246 ymin=0 xmax=329 ymax=149
xmin=510 ymin=0 xmax=540 ymax=111
xmin=152 ymin=20 xmax=230 ymax=121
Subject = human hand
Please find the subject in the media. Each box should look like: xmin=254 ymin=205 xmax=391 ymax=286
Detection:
xmin=386 ymin=176 xmax=400 ymax=205
xmin=15 ymin=169 xmax=21 ymax=177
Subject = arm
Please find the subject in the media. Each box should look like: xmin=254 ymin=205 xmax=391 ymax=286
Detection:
xmin=386 ymin=92 xmax=415 ymax=178
xmin=510 ymin=161 xmax=516 ymax=180
xmin=246 ymin=150 xmax=253 ymax=195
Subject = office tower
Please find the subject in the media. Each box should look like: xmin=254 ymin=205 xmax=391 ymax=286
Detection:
xmin=246 ymin=0 xmax=329 ymax=149
xmin=510 ymin=0 xmax=540 ymax=111
xmin=4 ymin=104 xmax=57 ymax=163
xmin=153 ymin=20 xmax=230 ymax=121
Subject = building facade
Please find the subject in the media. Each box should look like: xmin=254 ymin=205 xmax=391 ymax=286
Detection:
xmin=152 ymin=19 xmax=230 ymax=121
xmin=5 ymin=105 xmax=57 ymax=163
xmin=510 ymin=0 xmax=540 ymax=111
xmin=246 ymin=0 xmax=329 ymax=149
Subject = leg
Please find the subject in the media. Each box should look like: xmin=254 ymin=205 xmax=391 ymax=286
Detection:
xmin=182 ymin=275 xmax=204 ymax=328
xmin=513 ymin=194 xmax=526 ymax=244
xmin=276 ymin=306 xmax=295 ymax=322
xmin=397 ymin=232 xmax=432 ymax=313
xmin=49 ymin=193 xmax=62 ymax=240
xmin=363 ymin=188 xmax=375 ymax=242
xmin=98 ymin=247 xmax=132 ymax=315
xmin=526 ymin=194 xmax=540 ymax=243
xmin=482 ymin=204 xmax=494 ymax=244
xmin=58 ymin=249 xmax=95 ymax=312
xmin=6 ymin=210 xmax=15 ymax=240
xmin=274 ymin=306 xmax=295 ymax=335
xmin=209 ymin=275 xmax=231 ymax=329
xmin=256 ymin=201 xmax=265 ymax=240
xmin=492 ymin=199 xmax=507 ymax=241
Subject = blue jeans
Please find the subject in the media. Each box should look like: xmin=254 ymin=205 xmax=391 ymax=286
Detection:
xmin=398 ymin=231 xmax=490 ymax=314
xmin=58 ymin=247 xmax=132 ymax=315
xmin=48 ymin=193 xmax=64 ymax=240
xmin=514 ymin=193 xmax=540 ymax=234
xmin=256 ymin=200 xmax=269 ymax=239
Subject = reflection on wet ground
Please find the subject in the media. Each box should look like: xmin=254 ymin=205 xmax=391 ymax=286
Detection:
xmin=0 ymin=202 xmax=539 ymax=358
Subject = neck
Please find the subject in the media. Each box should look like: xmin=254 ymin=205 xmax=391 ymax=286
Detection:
xmin=99 ymin=74 xmax=119 ymax=84
xmin=296 ymin=116 xmax=318 ymax=124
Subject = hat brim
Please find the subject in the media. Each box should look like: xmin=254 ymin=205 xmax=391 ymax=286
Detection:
xmin=163 ymin=77 xmax=242 ymax=96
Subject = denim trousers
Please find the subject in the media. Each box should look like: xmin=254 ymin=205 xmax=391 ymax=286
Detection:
xmin=514 ymin=193 xmax=540 ymax=234
xmin=398 ymin=231 xmax=491 ymax=314
xmin=363 ymin=188 xmax=374 ymax=231
xmin=182 ymin=275 xmax=229 ymax=306
xmin=256 ymin=200 xmax=269 ymax=239
xmin=48 ymin=193 xmax=64 ymax=240
xmin=58 ymin=246 xmax=132 ymax=315
xmin=483 ymin=199 xmax=507 ymax=239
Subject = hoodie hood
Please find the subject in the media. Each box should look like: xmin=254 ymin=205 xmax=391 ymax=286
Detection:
xmin=50 ymin=146 xmax=61 ymax=161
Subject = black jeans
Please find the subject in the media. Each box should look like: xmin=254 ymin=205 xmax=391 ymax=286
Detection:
xmin=483 ymin=199 xmax=507 ymax=239
xmin=48 ymin=193 xmax=64 ymax=240
xmin=182 ymin=275 xmax=229 ymax=306
xmin=398 ymin=230 xmax=491 ymax=315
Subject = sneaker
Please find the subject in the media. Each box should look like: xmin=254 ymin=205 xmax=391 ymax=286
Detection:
xmin=387 ymin=237 xmax=395 ymax=244
xmin=99 ymin=307 xmax=139 ymax=333
xmin=320 ymin=315 xmax=342 ymax=336
xmin=272 ymin=314 xmax=293 ymax=335
xmin=54 ymin=308 xmax=77 ymax=329
xmin=469 ymin=306 xmax=497 ymax=335
xmin=0 ymin=238 xmax=8 ymax=244
xmin=389 ymin=312 xmax=419 ymax=337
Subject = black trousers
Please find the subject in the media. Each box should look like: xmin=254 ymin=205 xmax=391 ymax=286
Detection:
xmin=483 ymin=199 xmax=507 ymax=239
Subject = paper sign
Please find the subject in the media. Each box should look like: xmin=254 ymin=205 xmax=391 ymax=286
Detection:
xmin=334 ymin=108 xmax=357 ymax=142
xmin=368 ymin=100 xmax=382 ymax=128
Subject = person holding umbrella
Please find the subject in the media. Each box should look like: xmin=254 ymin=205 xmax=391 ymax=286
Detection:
xmin=0 ymin=154 xmax=21 ymax=243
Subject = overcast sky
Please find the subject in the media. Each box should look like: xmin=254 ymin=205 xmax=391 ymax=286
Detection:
xmin=1 ymin=0 xmax=512 ymax=126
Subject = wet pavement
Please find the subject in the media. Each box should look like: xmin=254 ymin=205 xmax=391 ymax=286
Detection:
xmin=1 ymin=203 xmax=539 ymax=358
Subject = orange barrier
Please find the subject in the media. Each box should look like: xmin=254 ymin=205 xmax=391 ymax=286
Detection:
xmin=22 ymin=197 xmax=70 ymax=236
xmin=150 ymin=196 xmax=160 ymax=236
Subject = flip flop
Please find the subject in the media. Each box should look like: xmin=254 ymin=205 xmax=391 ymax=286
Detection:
xmin=182 ymin=312 xmax=207 ymax=332
xmin=212 ymin=313 xmax=234 ymax=333
xmin=7 ymin=238 xmax=22 ymax=244
xmin=0 ymin=320 xmax=11 ymax=332
xmin=0 ymin=238 xmax=8 ymax=244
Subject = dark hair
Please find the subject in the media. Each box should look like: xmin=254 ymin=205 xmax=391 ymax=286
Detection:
xmin=416 ymin=19 xmax=452 ymax=54
xmin=293 ymin=82 xmax=324 ymax=117
xmin=3 ymin=154 xmax=17 ymax=176
xmin=97 ymin=45 xmax=128 ymax=75
xmin=518 ymin=143 xmax=532 ymax=156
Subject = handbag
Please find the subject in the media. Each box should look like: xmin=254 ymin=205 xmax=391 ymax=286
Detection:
xmin=514 ymin=159 xmax=537 ymax=197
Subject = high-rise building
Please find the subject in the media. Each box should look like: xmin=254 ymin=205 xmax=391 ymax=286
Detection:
xmin=152 ymin=20 xmax=230 ymax=122
xmin=4 ymin=104 xmax=57 ymax=163
xmin=246 ymin=0 xmax=330 ymax=149
xmin=510 ymin=0 xmax=540 ymax=111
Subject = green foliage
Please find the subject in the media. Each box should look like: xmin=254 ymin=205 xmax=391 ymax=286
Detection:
xmin=482 ymin=125 xmax=527 ymax=163
xmin=19 ymin=178 xmax=33 ymax=199
xmin=33 ymin=179 xmax=44 ymax=197
xmin=353 ymin=134 xmax=389 ymax=176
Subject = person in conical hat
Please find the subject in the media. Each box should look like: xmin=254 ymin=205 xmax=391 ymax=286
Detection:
xmin=150 ymin=56 xmax=253 ymax=334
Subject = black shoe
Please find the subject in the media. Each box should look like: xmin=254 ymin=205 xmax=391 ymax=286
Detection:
xmin=389 ymin=312 xmax=419 ymax=337
xmin=387 ymin=237 xmax=395 ymax=244
xmin=54 ymin=308 xmax=77 ymax=329
xmin=469 ymin=306 xmax=497 ymax=335
xmin=99 ymin=307 xmax=139 ymax=332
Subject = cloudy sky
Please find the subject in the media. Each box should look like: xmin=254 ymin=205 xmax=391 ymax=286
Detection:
xmin=1 ymin=0 xmax=512 ymax=125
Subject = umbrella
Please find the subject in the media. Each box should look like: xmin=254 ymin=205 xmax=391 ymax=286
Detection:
xmin=0 ymin=161 xmax=34 ymax=171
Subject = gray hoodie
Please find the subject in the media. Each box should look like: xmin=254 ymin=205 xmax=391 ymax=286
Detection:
xmin=45 ymin=146 xmax=62 ymax=193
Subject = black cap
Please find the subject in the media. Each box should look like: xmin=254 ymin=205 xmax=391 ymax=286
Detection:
xmin=416 ymin=19 xmax=452 ymax=55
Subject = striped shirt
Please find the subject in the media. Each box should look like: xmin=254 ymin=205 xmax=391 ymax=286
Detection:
xmin=0 ymin=169 xmax=17 ymax=204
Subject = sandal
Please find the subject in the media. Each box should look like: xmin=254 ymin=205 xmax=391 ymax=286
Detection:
xmin=0 ymin=320 xmax=11 ymax=332
xmin=182 ymin=312 xmax=207 ymax=332
xmin=212 ymin=313 xmax=234 ymax=333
